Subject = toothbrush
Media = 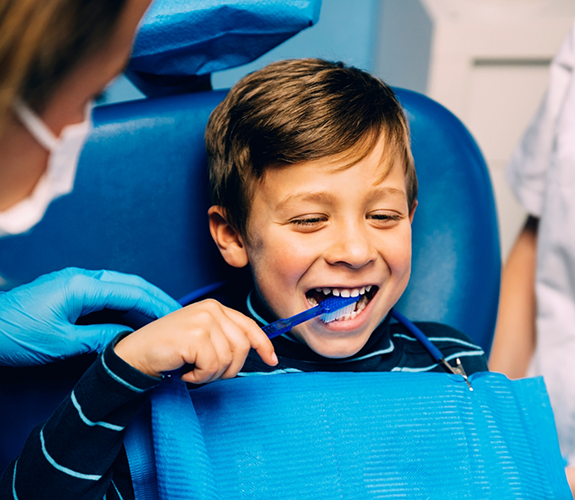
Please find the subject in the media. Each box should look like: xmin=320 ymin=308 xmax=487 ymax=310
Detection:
xmin=262 ymin=295 xmax=361 ymax=339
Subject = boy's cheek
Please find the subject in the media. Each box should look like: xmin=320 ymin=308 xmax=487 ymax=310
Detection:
xmin=249 ymin=233 xmax=312 ymax=275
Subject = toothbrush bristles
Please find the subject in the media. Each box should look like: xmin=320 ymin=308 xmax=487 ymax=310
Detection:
xmin=321 ymin=302 xmax=357 ymax=323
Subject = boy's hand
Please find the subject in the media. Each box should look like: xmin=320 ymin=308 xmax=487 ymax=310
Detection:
xmin=114 ymin=299 xmax=278 ymax=384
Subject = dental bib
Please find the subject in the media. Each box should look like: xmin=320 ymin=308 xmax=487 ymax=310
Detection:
xmin=125 ymin=371 xmax=570 ymax=499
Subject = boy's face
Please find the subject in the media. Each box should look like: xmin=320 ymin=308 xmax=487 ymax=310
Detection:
xmin=212 ymin=136 xmax=415 ymax=359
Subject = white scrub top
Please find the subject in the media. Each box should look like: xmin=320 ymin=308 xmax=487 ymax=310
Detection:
xmin=507 ymin=20 xmax=575 ymax=464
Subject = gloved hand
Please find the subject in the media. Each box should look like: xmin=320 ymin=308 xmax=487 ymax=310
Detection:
xmin=0 ymin=268 xmax=181 ymax=367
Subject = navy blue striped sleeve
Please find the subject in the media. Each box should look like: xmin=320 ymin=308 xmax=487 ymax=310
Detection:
xmin=0 ymin=334 xmax=159 ymax=500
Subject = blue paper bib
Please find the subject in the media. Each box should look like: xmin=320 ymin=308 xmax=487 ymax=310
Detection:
xmin=125 ymin=371 xmax=570 ymax=499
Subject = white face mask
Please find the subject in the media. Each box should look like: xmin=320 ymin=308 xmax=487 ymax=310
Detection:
xmin=0 ymin=100 xmax=92 ymax=237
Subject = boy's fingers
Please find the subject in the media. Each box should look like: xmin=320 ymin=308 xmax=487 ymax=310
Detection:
xmin=202 ymin=327 xmax=235 ymax=382
xmin=224 ymin=308 xmax=278 ymax=367
xmin=181 ymin=305 xmax=246 ymax=383
xmin=212 ymin=311 xmax=253 ymax=379
xmin=181 ymin=341 xmax=220 ymax=384
xmin=219 ymin=329 xmax=251 ymax=379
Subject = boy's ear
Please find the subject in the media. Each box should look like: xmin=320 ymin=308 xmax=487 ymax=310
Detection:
xmin=409 ymin=200 xmax=418 ymax=223
xmin=208 ymin=206 xmax=249 ymax=268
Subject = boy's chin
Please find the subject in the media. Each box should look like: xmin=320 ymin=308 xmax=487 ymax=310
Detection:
xmin=311 ymin=343 xmax=365 ymax=359
xmin=297 ymin=333 xmax=369 ymax=359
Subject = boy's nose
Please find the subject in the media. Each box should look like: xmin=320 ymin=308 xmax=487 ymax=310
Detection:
xmin=324 ymin=225 xmax=377 ymax=269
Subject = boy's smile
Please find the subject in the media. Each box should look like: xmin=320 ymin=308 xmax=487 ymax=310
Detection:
xmin=211 ymin=136 xmax=415 ymax=359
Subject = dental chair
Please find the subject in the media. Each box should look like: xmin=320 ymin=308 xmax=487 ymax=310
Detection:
xmin=0 ymin=85 xmax=501 ymax=474
xmin=0 ymin=0 xmax=500 ymax=477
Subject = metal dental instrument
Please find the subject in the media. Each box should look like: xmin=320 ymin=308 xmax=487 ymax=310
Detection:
xmin=391 ymin=310 xmax=473 ymax=391
xmin=262 ymin=295 xmax=361 ymax=339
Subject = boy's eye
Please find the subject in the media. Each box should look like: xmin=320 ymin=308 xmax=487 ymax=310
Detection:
xmin=291 ymin=217 xmax=325 ymax=225
xmin=368 ymin=212 xmax=402 ymax=225
xmin=370 ymin=214 xmax=400 ymax=220
xmin=289 ymin=216 xmax=328 ymax=231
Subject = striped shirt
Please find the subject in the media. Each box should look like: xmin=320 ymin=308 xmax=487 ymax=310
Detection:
xmin=0 ymin=334 xmax=159 ymax=500
xmin=0 ymin=289 xmax=487 ymax=499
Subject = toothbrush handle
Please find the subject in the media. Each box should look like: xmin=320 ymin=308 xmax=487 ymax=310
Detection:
xmin=262 ymin=319 xmax=292 ymax=339
xmin=262 ymin=304 xmax=323 ymax=339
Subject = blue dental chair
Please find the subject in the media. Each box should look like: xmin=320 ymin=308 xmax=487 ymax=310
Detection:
xmin=0 ymin=86 xmax=501 ymax=473
xmin=0 ymin=1 xmax=500 ymax=476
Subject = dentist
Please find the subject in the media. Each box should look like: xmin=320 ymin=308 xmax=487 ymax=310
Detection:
xmin=0 ymin=0 xmax=180 ymax=366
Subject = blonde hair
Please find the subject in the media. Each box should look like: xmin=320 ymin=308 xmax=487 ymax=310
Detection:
xmin=206 ymin=58 xmax=417 ymax=238
xmin=0 ymin=0 xmax=126 ymax=130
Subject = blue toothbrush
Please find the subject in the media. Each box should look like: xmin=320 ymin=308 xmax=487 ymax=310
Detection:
xmin=262 ymin=295 xmax=361 ymax=339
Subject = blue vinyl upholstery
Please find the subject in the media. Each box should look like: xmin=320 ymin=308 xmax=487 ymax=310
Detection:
xmin=394 ymin=89 xmax=500 ymax=352
xmin=0 ymin=87 xmax=500 ymax=472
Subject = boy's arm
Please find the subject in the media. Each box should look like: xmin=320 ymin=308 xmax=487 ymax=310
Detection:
xmin=489 ymin=216 xmax=538 ymax=378
xmin=0 ymin=300 xmax=277 ymax=500
xmin=0 ymin=335 xmax=159 ymax=500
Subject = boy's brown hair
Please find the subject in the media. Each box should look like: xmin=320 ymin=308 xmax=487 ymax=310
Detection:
xmin=205 ymin=58 xmax=417 ymax=238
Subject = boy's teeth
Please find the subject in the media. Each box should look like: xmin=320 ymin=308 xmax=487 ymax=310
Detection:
xmin=312 ymin=286 xmax=372 ymax=298
xmin=308 ymin=285 xmax=376 ymax=321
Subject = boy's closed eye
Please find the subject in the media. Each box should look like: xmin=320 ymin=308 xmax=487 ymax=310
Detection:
xmin=367 ymin=212 xmax=404 ymax=226
xmin=290 ymin=216 xmax=328 ymax=226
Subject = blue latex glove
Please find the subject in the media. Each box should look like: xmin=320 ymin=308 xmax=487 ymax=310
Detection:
xmin=0 ymin=268 xmax=181 ymax=367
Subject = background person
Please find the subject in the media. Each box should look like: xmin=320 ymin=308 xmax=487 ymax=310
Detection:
xmin=0 ymin=0 xmax=182 ymax=366
xmin=490 ymin=19 xmax=575 ymax=483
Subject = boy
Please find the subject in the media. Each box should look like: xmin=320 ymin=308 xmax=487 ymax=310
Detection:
xmin=3 ymin=59 xmax=487 ymax=500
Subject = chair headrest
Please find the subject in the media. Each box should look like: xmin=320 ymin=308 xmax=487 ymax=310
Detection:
xmin=128 ymin=0 xmax=322 ymax=96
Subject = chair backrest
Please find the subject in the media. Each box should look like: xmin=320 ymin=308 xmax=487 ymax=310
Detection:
xmin=393 ymin=89 xmax=500 ymax=351
xmin=0 ymin=87 xmax=500 ymax=472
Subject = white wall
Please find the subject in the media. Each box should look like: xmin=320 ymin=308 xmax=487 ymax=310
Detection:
xmin=375 ymin=0 xmax=575 ymax=258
